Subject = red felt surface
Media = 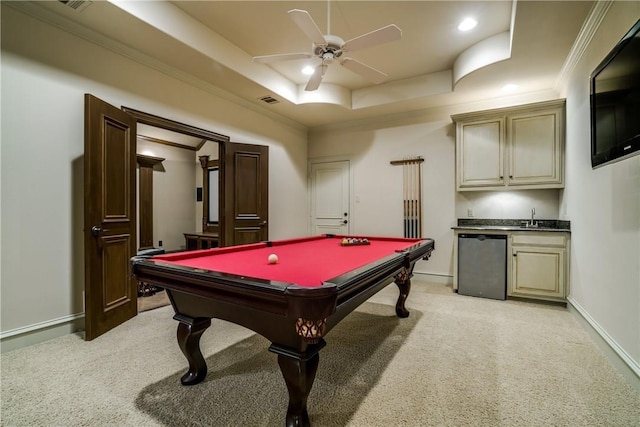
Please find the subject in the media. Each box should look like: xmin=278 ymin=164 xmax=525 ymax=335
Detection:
xmin=154 ymin=235 xmax=420 ymax=288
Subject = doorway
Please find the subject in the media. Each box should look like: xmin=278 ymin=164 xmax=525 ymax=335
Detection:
xmin=136 ymin=126 xmax=220 ymax=252
xmin=85 ymin=97 xmax=269 ymax=339
xmin=134 ymin=127 xmax=220 ymax=312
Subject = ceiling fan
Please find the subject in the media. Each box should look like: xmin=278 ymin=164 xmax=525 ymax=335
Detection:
xmin=252 ymin=4 xmax=402 ymax=91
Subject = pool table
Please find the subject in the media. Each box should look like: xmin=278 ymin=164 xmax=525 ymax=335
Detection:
xmin=131 ymin=234 xmax=435 ymax=427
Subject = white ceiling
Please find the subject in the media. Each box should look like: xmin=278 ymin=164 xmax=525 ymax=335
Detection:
xmin=27 ymin=0 xmax=594 ymax=130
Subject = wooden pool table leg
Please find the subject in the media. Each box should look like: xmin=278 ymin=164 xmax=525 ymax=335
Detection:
xmin=174 ymin=314 xmax=212 ymax=385
xmin=394 ymin=266 xmax=413 ymax=318
xmin=270 ymin=341 xmax=326 ymax=427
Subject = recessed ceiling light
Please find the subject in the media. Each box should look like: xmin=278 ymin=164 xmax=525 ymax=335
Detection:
xmin=458 ymin=18 xmax=477 ymax=32
xmin=502 ymin=83 xmax=519 ymax=92
xmin=302 ymin=66 xmax=315 ymax=75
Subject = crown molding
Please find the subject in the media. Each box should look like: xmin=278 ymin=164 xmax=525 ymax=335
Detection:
xmin=310 ymin=88 xmax=559 ymax=134
xmin=554 ymin=0 xmax=613 ymax=92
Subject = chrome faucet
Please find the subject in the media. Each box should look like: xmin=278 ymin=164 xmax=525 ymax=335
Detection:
xmin=529 ymin=208 xmax=538 ymax=227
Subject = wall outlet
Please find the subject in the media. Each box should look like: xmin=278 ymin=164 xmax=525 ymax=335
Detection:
xmin=467 ymin=208 xmax=474 ymax=217
xmin=158 ymin=240 xmax=163 ymax=247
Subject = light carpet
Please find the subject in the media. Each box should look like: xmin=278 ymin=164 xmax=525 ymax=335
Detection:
xmin=137 ymin=291 xmax=170 ymax=313
xmin=1 ymin=282 xmax=639 ymax=426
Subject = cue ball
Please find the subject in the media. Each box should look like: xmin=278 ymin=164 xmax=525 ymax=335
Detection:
xmin=268 ymin=254 xmax=278 ymax=264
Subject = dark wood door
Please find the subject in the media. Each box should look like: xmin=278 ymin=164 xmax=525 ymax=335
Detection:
xmin=222 ymin=142 xmax=269 ymax=246
xmin=84 ymin=94 xmax=137 ymax=340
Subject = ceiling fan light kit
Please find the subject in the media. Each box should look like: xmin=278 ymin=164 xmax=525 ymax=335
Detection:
xmin=252 ymin=6 xmax=402 ymax=91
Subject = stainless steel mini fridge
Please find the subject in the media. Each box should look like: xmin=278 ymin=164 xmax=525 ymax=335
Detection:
xmin=457 ymin=234 xmax=507 ymax=300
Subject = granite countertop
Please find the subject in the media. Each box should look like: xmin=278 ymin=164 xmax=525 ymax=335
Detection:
xmin=453 ymin=218 xmax=570 ymax=232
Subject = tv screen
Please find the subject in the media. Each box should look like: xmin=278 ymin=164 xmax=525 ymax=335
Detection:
xmin=590 ymin=19 xmax=640 ymax=168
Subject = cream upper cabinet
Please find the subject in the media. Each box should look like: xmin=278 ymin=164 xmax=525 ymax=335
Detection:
xmin=457 ymin=118 xmax=506 ymax=188
xmin=453 ymin=99 xmax=565 ymax=191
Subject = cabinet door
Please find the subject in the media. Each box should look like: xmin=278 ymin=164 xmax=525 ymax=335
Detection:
xmin=508 ymin=109 xmax=563 ymax=186
xmin=457 ymin=118 xmax=505 ymax=189
xmin=510 ymin=246 xmax=565 ymax=301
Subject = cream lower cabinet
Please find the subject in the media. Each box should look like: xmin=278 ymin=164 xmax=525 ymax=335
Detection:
xmin=509 ymin=233 xmax=568 ymax=302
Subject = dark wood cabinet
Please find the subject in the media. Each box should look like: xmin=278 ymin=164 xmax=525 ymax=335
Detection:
xmin=184 ymin=232 xmax=219 ymax=250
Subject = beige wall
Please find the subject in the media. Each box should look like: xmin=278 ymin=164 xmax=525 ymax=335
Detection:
xmin=137 ymin=139 xmax=197 ymax=251
xmin=309 ymin=114 xmax=455 ymax=278
xmin=309 ymin=96 xmax=563 ymax=279
xmin=559 ymin=2 xmax=640 ymax=380
xmin=0 ymin=5 xmax=308 ymax=348
xmin=456 ymin=189 xmax=560 ymax=220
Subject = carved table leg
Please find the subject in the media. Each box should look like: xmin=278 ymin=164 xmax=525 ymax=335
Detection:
xmin=270 ymin=341 xmax=326 ymax=427
xmin=394 ymin=267 xmax=412 ymax=318
xmin=174 ymin=314 xmax=211 ymax=385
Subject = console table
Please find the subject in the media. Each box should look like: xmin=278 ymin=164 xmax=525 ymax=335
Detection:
xmin=184 ymin=232 xmax=219 ymax=250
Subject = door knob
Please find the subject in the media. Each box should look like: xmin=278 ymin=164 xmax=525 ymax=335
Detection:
xmin=91 ymin=226 xmax=109 ymax=236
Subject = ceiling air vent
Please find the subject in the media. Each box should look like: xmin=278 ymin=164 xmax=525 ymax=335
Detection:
xmin=58 ymin=0 xmax=92 ymax=12
xmin=259 ymin=96 xmax=280 ymax=105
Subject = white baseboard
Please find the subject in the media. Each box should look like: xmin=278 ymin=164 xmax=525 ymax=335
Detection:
xmin=413 ymin=271 xmax=453 ymax=285
xmin=1 ymin=313 xmax=85 ymax=354
xmin=567 ymin=296 xmax=640 ymax=393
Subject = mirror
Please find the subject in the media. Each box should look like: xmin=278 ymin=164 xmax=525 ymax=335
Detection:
xmin=199 ymin=155 xmax=220 ymax=233
xmin=208 ymin=167 xmax=219 ymax=223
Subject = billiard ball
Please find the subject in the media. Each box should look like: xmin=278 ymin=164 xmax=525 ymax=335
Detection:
xmin=268 ymin=254 xmax=278 ymax=264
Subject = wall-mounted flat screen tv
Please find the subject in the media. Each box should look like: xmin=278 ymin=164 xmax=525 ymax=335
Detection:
xmin=590 ymin=19 xmax=640 ymax=168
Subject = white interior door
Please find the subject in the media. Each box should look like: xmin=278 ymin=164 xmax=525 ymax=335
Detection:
xmin=310 ymin=160 xmax=350 ymax=235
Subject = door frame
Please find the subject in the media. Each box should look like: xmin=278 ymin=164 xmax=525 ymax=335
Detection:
xmin=121 ymin=107 xmax=230 ymax=245
xmin=308 ymin=156 xmax=354 ymax=235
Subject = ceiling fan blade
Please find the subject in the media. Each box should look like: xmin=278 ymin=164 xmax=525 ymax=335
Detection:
xmin=341 ymin=58 xmax=388 ymax=84
xmin=288 ymin=9 xmax=328 ymax=47
xmin=341 ymin=24 xmax=402 ymax=52
xmin=253 ymin=52 xmax=312 ymax=64
xmin=305 ymin=64 xmax=326 ymax=91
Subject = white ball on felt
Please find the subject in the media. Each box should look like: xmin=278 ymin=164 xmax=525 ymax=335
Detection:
xmin=268 ymin=254 xmax=278 ymax=264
